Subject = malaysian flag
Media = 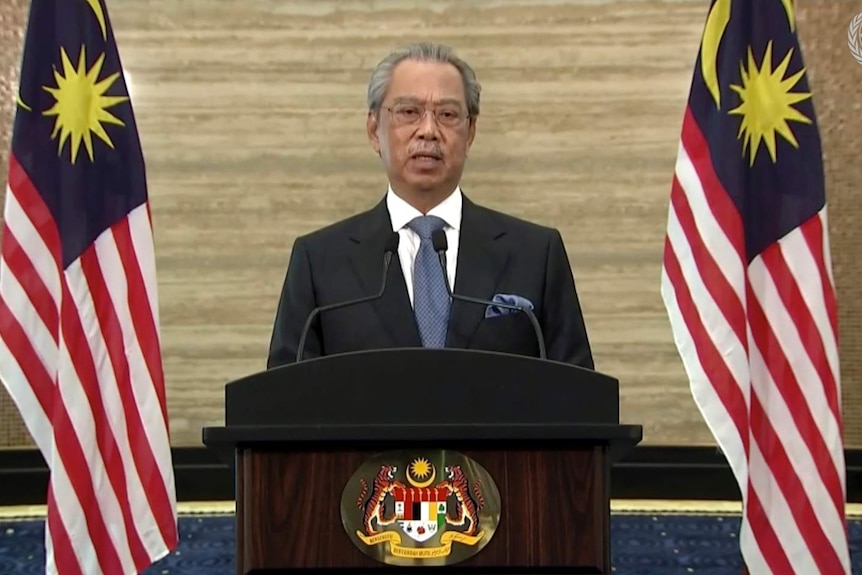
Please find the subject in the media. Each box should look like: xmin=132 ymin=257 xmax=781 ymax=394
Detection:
xmin=661 ymin=1 xmax=849 ymax=573
xmin=0 ymin=0 xmax=178 ymax=573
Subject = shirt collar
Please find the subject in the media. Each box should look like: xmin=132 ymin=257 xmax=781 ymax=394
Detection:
xmin=386 ymin=185 xmax=462 ymax=232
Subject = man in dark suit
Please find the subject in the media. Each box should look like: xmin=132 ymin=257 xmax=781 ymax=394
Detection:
xmin=266 ymin=42 xmax=593 ymax=370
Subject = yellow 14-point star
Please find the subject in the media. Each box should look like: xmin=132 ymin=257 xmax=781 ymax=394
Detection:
xmin=728 ymin=41 xmax=812 ymax=166
xmin=410 ymin=458 xmax=432 ymax=479
xmin=42 ymin=45 xmax=128 ymax=164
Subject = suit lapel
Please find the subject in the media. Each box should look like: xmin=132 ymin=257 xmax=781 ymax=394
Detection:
xmin=349 ymin=199 xmax=422 ymax=347
xmin=446 ymin=197 xmax=509 ymax=348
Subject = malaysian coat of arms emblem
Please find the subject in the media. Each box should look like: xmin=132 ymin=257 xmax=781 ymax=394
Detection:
xmin=340 ymin=450 xmax=501 ymax=566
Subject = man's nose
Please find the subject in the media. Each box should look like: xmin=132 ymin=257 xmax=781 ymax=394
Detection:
xmin=416 ymin=110 xmax=440 ymax=138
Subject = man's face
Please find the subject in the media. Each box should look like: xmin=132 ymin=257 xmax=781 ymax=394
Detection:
xmin=367 ymin=59 xmax=476 ymax=201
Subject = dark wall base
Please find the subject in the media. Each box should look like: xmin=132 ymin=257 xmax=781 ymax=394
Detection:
xmin=2 ymin=445 xmax=860 ymax=507
xmin=0 ymin=447 xmax=234 ymax=506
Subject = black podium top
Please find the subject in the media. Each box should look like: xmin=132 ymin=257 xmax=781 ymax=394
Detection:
xmin=224 ymin=348 xmax=619 ymax=426
xmin=202 ymin=349 xmax=643 ymax=461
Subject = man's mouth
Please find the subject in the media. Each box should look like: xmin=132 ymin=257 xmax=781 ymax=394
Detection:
xmin=411 ymin=152 xmax=442 ymax=162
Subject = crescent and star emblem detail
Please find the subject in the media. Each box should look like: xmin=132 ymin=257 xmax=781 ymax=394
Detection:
xmin=407 ymin=458 xmax=436 ymax=488
xmin=700 ymin=0 xmax=795 ymax=109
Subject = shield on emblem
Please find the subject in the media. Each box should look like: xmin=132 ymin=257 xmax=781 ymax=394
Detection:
xmin=394 ymin=486 xmax=448 ymax=543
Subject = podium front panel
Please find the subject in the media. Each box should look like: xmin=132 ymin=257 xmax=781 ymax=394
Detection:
xmin=235 ymin=446 xmax=609 ymax=573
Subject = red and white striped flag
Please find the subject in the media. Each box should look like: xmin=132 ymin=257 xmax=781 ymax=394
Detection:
xmin=661 ymin=1 xmax=849 ymax=573
xmin=0 ymin=0 xmax=178 ymax=573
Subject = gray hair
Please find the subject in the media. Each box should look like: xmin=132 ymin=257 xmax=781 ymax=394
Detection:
xmin=366 ymin=42 xmax=481 ymax=119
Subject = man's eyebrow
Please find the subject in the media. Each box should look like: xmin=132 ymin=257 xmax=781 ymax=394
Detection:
xmin=390 ymin=96 xmax=464 ymax=106
xmin=435 ymin=98 xmax=465 ymax=107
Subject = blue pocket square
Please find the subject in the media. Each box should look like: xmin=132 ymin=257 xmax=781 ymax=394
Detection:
xmin=485 ymin=293 xmax=534 ymax=318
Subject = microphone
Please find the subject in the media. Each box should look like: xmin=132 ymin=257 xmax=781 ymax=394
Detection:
xmin=295 ymin=232 xmax=400 ymax=363
xmin=431 ymin=229 xmax=547 ymax=360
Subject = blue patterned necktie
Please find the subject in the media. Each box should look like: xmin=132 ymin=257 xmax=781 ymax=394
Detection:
xmin=407 ymin=215 xmax=450 ymax=348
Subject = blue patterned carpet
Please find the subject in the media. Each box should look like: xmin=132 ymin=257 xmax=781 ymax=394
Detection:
xmin=1 ymin=512 xmax=861 ymax=574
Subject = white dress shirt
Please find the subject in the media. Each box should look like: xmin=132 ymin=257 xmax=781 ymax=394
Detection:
xmin=386 ymin=186 xmax=461 ymax=307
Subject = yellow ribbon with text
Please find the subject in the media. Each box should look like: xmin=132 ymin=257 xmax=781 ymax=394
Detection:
xmin=355 ymin=530 xmax=485 ymax=558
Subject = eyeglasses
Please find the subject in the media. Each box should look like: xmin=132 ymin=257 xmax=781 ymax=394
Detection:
xmin=383 ymin=103 xmax=468 ymax=128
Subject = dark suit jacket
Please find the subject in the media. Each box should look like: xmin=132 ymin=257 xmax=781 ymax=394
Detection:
xmin=266 ymin=195 xmax=594 ymax=369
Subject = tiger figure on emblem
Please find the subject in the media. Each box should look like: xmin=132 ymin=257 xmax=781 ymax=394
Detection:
xmin=436 ymin=464 xmax=485 ymax=537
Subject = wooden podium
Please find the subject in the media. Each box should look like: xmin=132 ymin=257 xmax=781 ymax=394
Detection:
xmin=202 ymin=349 xmax=642 ymax=574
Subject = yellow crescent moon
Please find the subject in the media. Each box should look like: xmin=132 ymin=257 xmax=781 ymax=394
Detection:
xmin=16 ymin=92 xmax=32 ymax=112
xmin=781 ymin=0 xmax=795 ymax=32
xmin=407 ymin=465 xmax=436 ymax=488
xmin=700 ymin=0 xmax=731 ymax=109
xmin=85 ymin=0 xmax=108 ymax=40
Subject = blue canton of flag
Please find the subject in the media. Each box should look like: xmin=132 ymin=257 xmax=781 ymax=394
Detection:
xmin=661 ymin=1 xmax=849 ymax=574
xmin=0 ymin=1 xmax=179 ymax=574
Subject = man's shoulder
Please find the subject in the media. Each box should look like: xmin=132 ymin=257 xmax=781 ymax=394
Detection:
xmin=469 ymin=200 xmax=560 ymax=240
xmin=293 ymin=203 xmax=382 ymax=248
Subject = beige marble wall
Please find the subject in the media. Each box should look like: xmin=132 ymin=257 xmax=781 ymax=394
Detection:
xmin=0 ymin=0 xmax=860 ymax=449
xmin=796 ymin=1 xmax=862 ymax=449
xmin=0 ymin=0 xmax=30 ymax=448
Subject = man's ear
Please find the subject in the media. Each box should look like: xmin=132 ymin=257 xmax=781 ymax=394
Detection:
xmin=367 ymin=111 xmax=381 ymax=155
